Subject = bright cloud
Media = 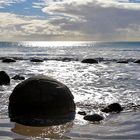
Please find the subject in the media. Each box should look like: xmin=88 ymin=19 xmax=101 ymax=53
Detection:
xmin=0 ymin=13 xmax=68 ymax=41
xmin=41 ymin=0 xmax=140 ymax=41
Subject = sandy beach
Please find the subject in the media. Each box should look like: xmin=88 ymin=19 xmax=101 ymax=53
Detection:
xmin=0 ymin=110 xmax=140 ymax=139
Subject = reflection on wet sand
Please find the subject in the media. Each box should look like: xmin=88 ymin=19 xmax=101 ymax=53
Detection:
xmin=12 ymin=122 xmax=73 ymax=139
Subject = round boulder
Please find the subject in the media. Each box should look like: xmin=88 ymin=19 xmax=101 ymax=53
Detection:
xmin=78 ymin=111 xmax=86 ymax=116
xmin=30 ymin=58 xmax=44 ymax=62
xmin=134 ymin=59 xmax=140 ymax=63
xmin=84 ymin=114 xmax=104 ymax=122
xmin=81 ymin=59 xmax=98 ymax=64
xmin=0 ymin=71 xmax=10 ymax=85
xmin=8 ymin=75 xmax=76 ymax=126
xmin=2 ymin=58 xmax=16 ymax=63
xmin=101 ymin=103 xmax=123 ymax=113
xmin=117 ymin=60 xmax=128 ymax=63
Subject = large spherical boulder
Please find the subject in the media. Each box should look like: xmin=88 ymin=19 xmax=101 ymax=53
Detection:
xmin=9 ymin=75 xmax=76 ymax=126
xmin=0 ymin=71 xmax=10 ymax=85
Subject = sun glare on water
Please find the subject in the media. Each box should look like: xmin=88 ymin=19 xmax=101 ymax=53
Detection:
xmin=20 ymin=41 xmax=96 ymax=47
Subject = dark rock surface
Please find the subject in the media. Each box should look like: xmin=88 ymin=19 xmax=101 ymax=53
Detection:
xmin=81 ymin=59 xmax=98 ymax=64
xmin=101 ymin=103 xmax=123 ymax=113
xmin=134 ymin=59 xmax=140 ymax=63
xmin=0 ymin=71 xmax=10 ymax=85
xmin=2 ymin=58 xmax=16 ymax=63
xmin=12 ymin=75 xmax=25 ymax=80
xmin=8 ymin=75 xmax=76 ymax=126
xmin=117 ymin=60 xmax=128 ymax=63
xmin=30 ymin=58 xmax=44 ymax=62
xmin=78 ymin=111 xmax=86 ymax=116
xmin=84 ymin=114 xmax=104 ymax=122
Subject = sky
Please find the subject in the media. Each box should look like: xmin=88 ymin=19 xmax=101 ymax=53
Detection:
xmin=0 ymin=0 xmax=140 ymax=41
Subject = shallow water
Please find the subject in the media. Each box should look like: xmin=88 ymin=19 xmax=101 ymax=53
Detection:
xmin=0 ymin=41 xmax=140 ymax=139
xmin=1 ymin=111 xmax=140 ymax=139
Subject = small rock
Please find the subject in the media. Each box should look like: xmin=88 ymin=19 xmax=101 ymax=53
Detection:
xmin=30 ymin=58 xmax=44 ymax=62
xmin=78 ymin=111 xmax=86 ymax=116
xmin=84 ymin=114 xmax=104 ymax=122
xmin=2 ymin=58 xmax=16 ymax=63
xmin=81 ymin=59 xmax=98 ymax=64
xmin=117 ymin=60 xmax=128 ymax=63
xmin=12 ymin=75 xmax=25 ymax=80
xmin=101 ymin=103 xmax=123 ymax=113
xmin=134 ymin=59 xmax=140 ymax=63
xmin=0 ymin=71 xmax=10 ymax=85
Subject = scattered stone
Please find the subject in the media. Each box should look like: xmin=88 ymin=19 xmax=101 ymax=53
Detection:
xmin=134 ymin=59 xmax=140 ymax=63
xmin=2 ymin=58 xmax=16 ymax=63
xmin=101 ymin=103 xmax=123 ymax=113
xmin=9 ymin=75 xmax=76 ymax=126
xmin=78 ymin=111 xmax=86 ymax=116
xmin=81 ymin=59 xmax=98 ymax=64
xmin=0 ymin=71 xmax=10 ymax=85
xmin=84 ymin=114 xmax=104 ymax=122
xmin=117 ymin=60 xmax=128 ymax=63
xmin=30 ymin=58 xmax=44 ymax=62
xmin=12 ymin=75 xmax=25 ymax=80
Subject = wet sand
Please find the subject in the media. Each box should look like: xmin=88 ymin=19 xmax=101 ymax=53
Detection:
xmin=0 ymin=110 xmax=140 ymax=139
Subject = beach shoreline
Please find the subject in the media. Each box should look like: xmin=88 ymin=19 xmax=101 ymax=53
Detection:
xmin=1 ymin=110 xmax=140 ymax=139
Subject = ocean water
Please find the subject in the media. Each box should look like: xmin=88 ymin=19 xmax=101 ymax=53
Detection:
xmin=0 ymin=41 xmax=140 ymax=139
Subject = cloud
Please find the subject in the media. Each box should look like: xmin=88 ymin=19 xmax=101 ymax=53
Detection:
xmin=32 ymin=0 xmax=64 ymax=9
xmin=0 ymin=0 xmax=140 ymax=41
xmin=41 ymin=0 xmax=140 ymax=41
xmin=0 ymin=12 xmax=67 ymax=41
xmin=0 ymin=0 xmax=25 ymax=8
xmin=117 ymin=24 xmax=140 ymax=40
